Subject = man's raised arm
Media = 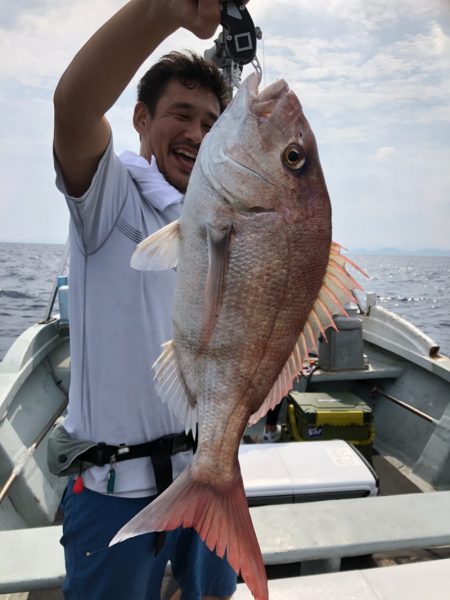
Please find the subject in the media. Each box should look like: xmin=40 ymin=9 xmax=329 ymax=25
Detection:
xmin=53 ymin=0 xmax=220 ymax=197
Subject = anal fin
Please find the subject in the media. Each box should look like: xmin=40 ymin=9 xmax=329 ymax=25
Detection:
xmin=153 ymin=340 xmax=198 ymax=436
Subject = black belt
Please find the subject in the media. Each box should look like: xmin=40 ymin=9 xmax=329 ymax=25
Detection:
xmin=78 ymin=432 xmax=195 ymax=495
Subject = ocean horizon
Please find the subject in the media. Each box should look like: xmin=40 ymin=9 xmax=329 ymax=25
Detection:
xmin=1 ymin=241 xmax=450 ymax=360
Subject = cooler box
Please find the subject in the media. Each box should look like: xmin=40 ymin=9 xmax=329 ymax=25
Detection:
xmin=239 ymin=440 xmax=378 ymax=506
xmin=287 ymin=391 xmax=375 ymax=458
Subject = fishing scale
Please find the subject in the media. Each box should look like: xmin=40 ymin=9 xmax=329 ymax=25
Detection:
xmin=205 ymin=1 xmax=262 ymax=98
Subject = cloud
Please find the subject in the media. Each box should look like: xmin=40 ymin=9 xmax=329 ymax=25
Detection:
xmin=0 ymin=0 xmax=63 ymax=30
xmin=327 ymin=139 xmax=450 ymax=249
xmin=375 ymin=146 xmax=395 ymax=159
xmin=0 ymin=0 xmax=449 ymax=249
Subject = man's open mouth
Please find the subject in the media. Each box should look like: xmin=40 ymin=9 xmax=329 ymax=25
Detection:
xmin=173 ymin=148 xmax=197 ymax=170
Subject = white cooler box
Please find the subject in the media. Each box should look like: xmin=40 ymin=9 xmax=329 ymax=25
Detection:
xmin=239 ymin=439 xmax=379 ymax=506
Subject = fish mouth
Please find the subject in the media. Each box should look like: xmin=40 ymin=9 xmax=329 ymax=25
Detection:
xmin=243 ymin=73 xmax=292 ymax=118
xmin=221 ymin=73 xmax=298 ymax=139
xmin=243 ymin=74 xmax=303 ymax=140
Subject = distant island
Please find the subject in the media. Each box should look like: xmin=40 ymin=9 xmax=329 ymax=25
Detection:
xmin=348 ymin=248 xmax=450 ymax=257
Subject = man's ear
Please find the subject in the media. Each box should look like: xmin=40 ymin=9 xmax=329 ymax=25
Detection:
xmin=133 ymin=102 xmax=150 ymax=136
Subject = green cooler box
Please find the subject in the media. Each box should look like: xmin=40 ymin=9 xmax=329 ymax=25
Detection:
xmin=287 ymin=391 xmax=375 ymax=459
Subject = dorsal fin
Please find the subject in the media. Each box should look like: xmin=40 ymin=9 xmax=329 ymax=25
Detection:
xmin=248 ymin=243 xmax=367 ymax=425
xmin=131 ymin=219 xmax=180 ymax=271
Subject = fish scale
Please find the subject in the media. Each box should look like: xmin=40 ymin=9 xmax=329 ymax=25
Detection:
xmin=112 ymin=72 xmax=366 ymax=600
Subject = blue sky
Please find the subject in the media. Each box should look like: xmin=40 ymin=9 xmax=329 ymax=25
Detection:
xmin=0 ymin=0 xmax=449 ymax=250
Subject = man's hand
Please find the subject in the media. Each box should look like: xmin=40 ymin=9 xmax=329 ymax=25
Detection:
xmin=167 ymin=0 xmax=221 ymax=40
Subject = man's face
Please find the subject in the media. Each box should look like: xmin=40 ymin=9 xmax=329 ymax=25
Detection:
xmin=135 ymin=79 xmax=221 ymax=192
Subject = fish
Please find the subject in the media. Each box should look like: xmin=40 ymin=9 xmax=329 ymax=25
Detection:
xmin=110 ymin=72 xmax=365 ymax=600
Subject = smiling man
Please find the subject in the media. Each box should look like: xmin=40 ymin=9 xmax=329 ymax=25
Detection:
xmin=134 ymin=54 xmax=223 ymax=193
xmin=50 ymin=2 xmax=236 ymax=600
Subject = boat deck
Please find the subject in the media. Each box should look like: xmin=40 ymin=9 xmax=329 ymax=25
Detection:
xmin=372 ymin=452 xmax=421 ymax=496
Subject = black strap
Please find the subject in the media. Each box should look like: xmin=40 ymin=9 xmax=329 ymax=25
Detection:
xmin=78 ymin=431 xmax=196 ymax=500
xmin=149 ymin=447 xmax=173 ymax=496
xmin=78 ymin=432 xmax=194 ymax=467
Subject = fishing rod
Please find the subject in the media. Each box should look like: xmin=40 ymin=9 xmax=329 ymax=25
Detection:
xmin=205 ymin=1 xmax=262 ymax=100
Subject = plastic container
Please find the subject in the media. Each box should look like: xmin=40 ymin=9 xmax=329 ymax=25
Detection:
xmin=239 ymin=440 xmax=379 ymax=506
xmin=318 ymin=305 xmax=365 ymax=370
xmin=287 ymin=391 xmax=375 ymax=460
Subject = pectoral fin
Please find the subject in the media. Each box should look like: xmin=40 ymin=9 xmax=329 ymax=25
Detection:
xmin=131 ymin=219 xmax=181 ymax=271
xmin=200 ymin=223 xmax=232 ymax=346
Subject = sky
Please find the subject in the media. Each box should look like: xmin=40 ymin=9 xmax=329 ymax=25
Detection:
xmin=0 ymin=0 xmax=449 ymax=251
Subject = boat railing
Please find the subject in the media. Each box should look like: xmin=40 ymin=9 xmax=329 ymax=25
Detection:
xmin=0 ymin=394 xmax=68 ymax=505
xmin=371 ymin=386 xmax=439 ymax=426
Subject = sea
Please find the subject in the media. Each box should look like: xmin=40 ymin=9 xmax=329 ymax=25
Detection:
xmin=1 ymin=242 xmax=450 ymax=361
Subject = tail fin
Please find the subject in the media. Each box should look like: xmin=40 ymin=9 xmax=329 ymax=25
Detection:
xmin=110 ymin=464 xmax=268 ymax=600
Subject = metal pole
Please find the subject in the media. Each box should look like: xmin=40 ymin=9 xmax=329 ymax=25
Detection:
xmin=0 ymin=398 xmax=68 ymax=504
xmin=371 ymin=386 xmax=439 ymax=425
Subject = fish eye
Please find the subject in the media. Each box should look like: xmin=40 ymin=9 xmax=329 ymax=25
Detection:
xmin=282 ymin=144 xmax=305 ymax=171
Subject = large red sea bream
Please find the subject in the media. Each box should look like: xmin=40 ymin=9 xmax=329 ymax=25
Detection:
xmin=111 ymin=72 xmax=365 ymax=600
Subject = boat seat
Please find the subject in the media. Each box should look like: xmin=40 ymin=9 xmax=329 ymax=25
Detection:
xmin=1 ymin=491 xmax=450 ymax=593
xmin=250 ymin=490 xmax=450 ymax=573
xmin=233 ymin=557 xmax=450 ymax=599
xmin=0 ymin=525 xmax=64 ymax=593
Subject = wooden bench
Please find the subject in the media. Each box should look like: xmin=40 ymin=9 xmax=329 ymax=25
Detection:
xmin=234 ymin=557 xmax=450 ymax=599
xmin=1 ymin=491 xmax=449 ymax=593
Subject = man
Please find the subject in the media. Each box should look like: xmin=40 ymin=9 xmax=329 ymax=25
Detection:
xmin=52 ymin=1 xmax=237 ymax=598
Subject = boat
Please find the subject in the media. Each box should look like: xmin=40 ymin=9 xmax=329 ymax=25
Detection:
xmin=1 ymin=283 xmax=450 ymax=598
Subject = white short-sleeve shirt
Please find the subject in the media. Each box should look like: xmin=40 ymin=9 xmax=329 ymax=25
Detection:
xmin=54 ymin=138 xmax=191 ymax=497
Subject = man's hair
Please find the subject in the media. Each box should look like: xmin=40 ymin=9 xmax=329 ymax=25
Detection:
xmin=137 ymin=51 xmax=229 ymax=115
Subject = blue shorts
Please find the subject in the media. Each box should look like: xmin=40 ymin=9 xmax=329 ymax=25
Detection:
xmin=60 ymin=480 xmax=237 ymax=600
